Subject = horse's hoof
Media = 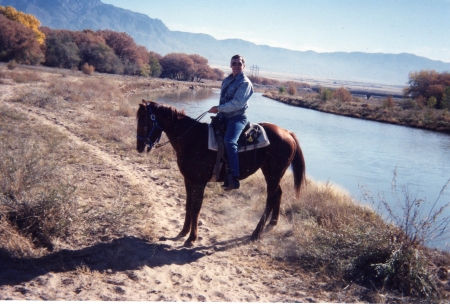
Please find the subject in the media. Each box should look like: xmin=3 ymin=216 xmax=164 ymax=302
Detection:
xmin=250 ymin=232 xmax=261 ymax=241
xmin=183 ymin=240 xmax=195 ymax=247
xmin=175 ymin=232 xmax=188 ymax=239
xmin=269 ymin=219 xmax=278 ymax=226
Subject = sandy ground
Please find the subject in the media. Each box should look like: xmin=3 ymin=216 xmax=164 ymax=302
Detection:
xmin=0 ymin=78 xmax=404 ymax=303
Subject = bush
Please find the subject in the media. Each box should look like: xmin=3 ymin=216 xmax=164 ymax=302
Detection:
xmin=333 ymin=86 xmax=353 ymax=102
xmin=359 ymin=171 xmax=450 ymax=297
xmin=382 ymin=95 xmax=395 ymax=108
xmin=427 ymin=96 xmax=437 ymax=108
xmin=400 ymin=99 xmax=419 ymax=110
xmin=6 ymin=59 xmax=17 ymax=70
xmin=81 ymin=62 xmax=95 ymax=75
xmin=0 ymin=131 xmax=77 ymax=251
xmin=319 ymin=87 xmax=332 ymax=101
xmin=278 ymin=86 xmax=286 ymax=94
xmin=287 ymin=82 xmax=297 ymax=95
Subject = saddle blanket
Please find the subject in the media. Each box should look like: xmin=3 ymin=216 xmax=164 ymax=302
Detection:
xmin=207 ymin=123 xmax=270 ymax=152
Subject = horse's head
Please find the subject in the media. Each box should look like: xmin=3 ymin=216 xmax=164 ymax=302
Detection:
xmin=136 ymin=100 xmax=163 ymax=153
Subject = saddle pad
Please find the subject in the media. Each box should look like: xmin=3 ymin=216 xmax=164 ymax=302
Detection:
xmin=208 ymin=123 xmax=270 ymax=152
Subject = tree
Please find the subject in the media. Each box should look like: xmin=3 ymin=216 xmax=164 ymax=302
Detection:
xmin=0 ymin=14 xmax=43 ymax=64
xmin=189 ymin=54 xmax=213 ymax=82
xmin=211 ymin=68 xmax=225 ymax=81
xmin=0 ymin=6 xmax=45 ymax=44
xmin=160 ymin=53 xmax=195 ymax=80
xmin=68 ymin=29 xmax=124 ymax=74
xmin=41 ymin=28 xmax=80 ymax=69
xmin=148 ymin=51 xmax=162 ymax=77
xmin=98 ymin=30 xmax=148 ymax=75
xmin=405 ymin=70 xmax=450 ymax=108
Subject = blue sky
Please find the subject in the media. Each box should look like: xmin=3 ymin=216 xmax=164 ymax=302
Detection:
xmin=101 ymin=0 xmax=450 ymax=63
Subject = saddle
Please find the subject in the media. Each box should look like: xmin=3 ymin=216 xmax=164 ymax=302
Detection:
xmin=208 ymin=116 xmax=270 ymax=181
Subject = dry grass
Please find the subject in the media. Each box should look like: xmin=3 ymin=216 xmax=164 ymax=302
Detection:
xmin=0 ymin=66 xmax=160 ymax=257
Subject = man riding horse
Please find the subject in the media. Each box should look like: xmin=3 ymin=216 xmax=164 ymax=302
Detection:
xmin=208 ymin=54 xmax=254 ymax=191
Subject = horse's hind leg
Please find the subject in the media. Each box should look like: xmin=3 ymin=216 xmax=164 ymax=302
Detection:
xmin=269 ymin=186 xmax=282 ymax=225
xmin=251 ymin=172 xmax=282 ymax=240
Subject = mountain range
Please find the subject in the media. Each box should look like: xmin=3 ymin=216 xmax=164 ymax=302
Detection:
xmin=2 ymin=0 xmax=450 ymax=85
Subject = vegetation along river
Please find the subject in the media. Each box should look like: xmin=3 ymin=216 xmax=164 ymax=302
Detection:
xmin=132 ymin=88 xmax=450 ymax=249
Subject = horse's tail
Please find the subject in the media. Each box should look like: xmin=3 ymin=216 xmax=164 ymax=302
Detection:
xmin=290 ymin=131 xmax=306 ymax=199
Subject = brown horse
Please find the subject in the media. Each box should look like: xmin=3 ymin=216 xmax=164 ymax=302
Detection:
xmin=136 ymin=100 xmax=306 ymax=247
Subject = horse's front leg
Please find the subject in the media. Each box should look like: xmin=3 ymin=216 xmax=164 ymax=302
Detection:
xmin=183 ymin=181 xmax=206 ymax=247
xmin=176 ymin=179 xmax=193 ymax=238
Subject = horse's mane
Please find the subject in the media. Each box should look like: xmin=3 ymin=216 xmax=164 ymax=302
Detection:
xmin=158 ymin=103 xmax=187 ymax=121
xmin=136 ymin=101 xmax=194 ymax=123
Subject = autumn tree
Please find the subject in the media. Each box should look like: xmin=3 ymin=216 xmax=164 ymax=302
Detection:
xmin=69 ymin=29 xmax=124 ymax=74
xmin=211 ymin=68 xmax=225 ymax=81
xmin=0 ymin=6 xmax=45 ymax=44
xmin=41 ymin=28 xmax=80 ymax=69
xmin=160 ymin=53 xmax=195 ymax=80
xmin=0 ymin=14 xmax=43 ymax=64
xmin=405 ymin=70 xmax=450 ymax=108
xmin=98 ymin=30 xmax=149 ymax=75
xmin=188 ymin=54 xmax=213 ymax=81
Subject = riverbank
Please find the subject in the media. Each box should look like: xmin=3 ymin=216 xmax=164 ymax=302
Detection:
xmin=263 ymin=90 xmax=450 ymax=134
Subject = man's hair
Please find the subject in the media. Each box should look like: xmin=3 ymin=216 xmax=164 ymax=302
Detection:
xmin=231 ymin=54 xmax=245 ymax=64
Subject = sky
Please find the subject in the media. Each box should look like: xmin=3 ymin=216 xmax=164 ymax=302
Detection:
xmin=101 ymin=0 xmax=450 ymax=63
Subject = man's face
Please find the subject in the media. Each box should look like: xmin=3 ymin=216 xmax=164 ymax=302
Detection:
xmin=230 ymin=58 xmax=245 ymax=76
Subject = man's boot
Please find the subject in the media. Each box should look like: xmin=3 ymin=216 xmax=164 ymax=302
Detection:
xmin=223 ymin=174 xmax=240 ymax=191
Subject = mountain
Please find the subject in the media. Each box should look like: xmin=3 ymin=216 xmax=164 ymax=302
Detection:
xmin=2 ymin=0 xmax=450 ymax=85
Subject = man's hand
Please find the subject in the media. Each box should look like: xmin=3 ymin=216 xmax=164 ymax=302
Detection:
xmin=208 ymin=106 xmax=219 ymax=113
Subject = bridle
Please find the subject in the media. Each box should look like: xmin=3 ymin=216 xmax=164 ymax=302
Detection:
xmin=137 ymin=104 xmax=163 ymax=151
xmin=137 ymin=103 xmax=209 ymax=151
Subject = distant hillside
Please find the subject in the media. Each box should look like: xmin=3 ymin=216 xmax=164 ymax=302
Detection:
xmin=2 ymin=0 xmax=450 ymax=85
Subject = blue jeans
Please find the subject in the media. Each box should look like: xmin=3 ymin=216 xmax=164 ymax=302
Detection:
xmin=221 ymin=114 xmax=248 ymax=177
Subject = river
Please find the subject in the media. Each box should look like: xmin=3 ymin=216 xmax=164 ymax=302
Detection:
xmin=132 ymin=88 xmax=450 ymax=248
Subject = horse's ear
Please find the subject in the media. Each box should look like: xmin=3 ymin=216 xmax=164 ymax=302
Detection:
xmin=141 ymin=100 xmax=148 ymax=106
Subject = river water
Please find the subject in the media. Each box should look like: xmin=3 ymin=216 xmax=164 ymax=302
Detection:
xmin=132 ymin=88 xmax=450 ymax=248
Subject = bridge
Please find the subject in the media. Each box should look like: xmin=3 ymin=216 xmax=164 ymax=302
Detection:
xmin=310 ymin=87 xmax=405 ymax=100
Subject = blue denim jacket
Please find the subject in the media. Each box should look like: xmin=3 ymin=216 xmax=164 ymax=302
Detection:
xmin=218 ymin=72 xmax=253 ymax=117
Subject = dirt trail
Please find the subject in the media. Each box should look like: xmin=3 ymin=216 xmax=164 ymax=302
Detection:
xmin=1 ymin=98 xmax=327 ymax=302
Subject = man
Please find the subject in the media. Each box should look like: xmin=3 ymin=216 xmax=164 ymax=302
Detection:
xmin=208 ymin=54 xmax=254 ymax=190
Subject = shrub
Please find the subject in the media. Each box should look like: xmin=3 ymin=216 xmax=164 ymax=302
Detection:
xmin=319 ymin=87 xmax=332 ymax=101
xmin=81 ymin=62 xmax=95 ymax=75
xmin=287 ymin=82 xmax=297 ymax=95
xmin=7 ymin=59 xmax=17 ymax=70
xmin=427 ymin=96 xmax=437 ymax=108
xmin=400 ymin=99 xmax=419 ymax=110
xmin=360 ymin=171 xmax=450 ymax=297
xmin=333 ymin=86 xmax=352 ymax=102
xmin=382 ymin=95 xmax=395 ymax=108
xmin=0 ymin=129 xmax=77 ymax=251
xmin=278 ymin=86 xmax=286 ymax=94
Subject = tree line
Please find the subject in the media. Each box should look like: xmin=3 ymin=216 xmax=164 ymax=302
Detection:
xmin=0 ymin=6 xmax=224 ymax=81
